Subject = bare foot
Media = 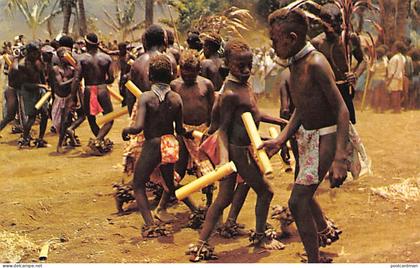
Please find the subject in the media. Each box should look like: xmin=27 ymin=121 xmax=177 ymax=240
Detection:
xmin=154 ymin=209 xmax=176 ymax=223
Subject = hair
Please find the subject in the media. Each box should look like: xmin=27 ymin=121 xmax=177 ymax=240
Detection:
xmin=26 ymin=42 xmax=41 ymax=53
xmin=144 ymin=25 xmax=166 ymax=50
xmin=268 ymin=8 xmax=308 ymax=38
xmin=203 ymin=33 xmax=222 ymax=52
xmin=149 ymin=54 xmax=173 ymax=84
xmin=118 ymin=42 xmax=127 ymax=51
xmin=376 ymin=46 xmax=386 ymax=58
xmin=320 ymin=3 xmax=341 ymax=18
xmin=186 ymin=31 xmax=202 ymax=51
xmin=224 ymin=39 xmax=251 ymax=62
xmin=59 ymin=35 xmax=74 ymax=49
xmin=166 ymin=30 xmax=175 ymax=46
xmin=180 ymin=49 xmax=200 ymax=70
xmin=394 ymin=41 xmax=406 ymax=54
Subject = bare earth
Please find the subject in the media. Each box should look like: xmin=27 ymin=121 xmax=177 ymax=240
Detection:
xmin=0 ymin=100 xmax=419 ymax=263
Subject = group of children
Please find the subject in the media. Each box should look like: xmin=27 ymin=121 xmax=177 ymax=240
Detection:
xmin=0 ymin=4 xmax=373 ymax=263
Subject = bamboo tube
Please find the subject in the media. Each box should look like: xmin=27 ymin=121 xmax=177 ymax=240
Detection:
xmin=269 ymin=127 xmax=279 ymax=139
xmin=107 ymin=87 xmax=124 ymax=102
xmin=3 ymin=54 xmax=12 ymax=66
xmin=96 ymin=107 xmax=129 ymax=126
xmin=175 ymin=161 xmax=237 ymax=200
xmin=125 ymin=80 xmax=142 ymax=98
xmin=39 ymin=242 xmax=50 ymax=261
xmin=127 ymin=59 xmax=134 ymax=65
xmin=35 ymin=92 xmax=52 ymax=110
xmin=241 ymin=112 xmax=273 ymax=175
xmin=192 ymin=130 xmax=203 ymax=140
xmin=63 ymin=52 xmax=77 ymax=68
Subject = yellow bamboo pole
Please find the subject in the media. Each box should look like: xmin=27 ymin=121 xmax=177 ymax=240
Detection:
xmin=96 ymin=107 xmax=129 ymax=126
xmin=175 ymin=161 xmax=237 ymax=200
xmin=63 ymin=52 xmax=77 ymax=68
xmin=35 ymin=92 xmax=52 ymax=110
xmin=241 ymin=112 xmax=273 ymax=175
xmin=107 ymin=86 xmax=124 ymax=102
xmin=125 ymin=80 xmax=142 ymax=98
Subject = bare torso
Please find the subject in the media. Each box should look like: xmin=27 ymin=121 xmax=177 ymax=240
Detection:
xmin=201 ymin=57 xmax=224 ymax=91
xmin=220 ymin=81 xmax=261 ymax=146
xmin=171 ymin=76 xmax=214 ymax=126
xmin=289 ymin=51 xmax=336 ymax=130
xmin=79 ymin=50 xmax=113 ymax=86
xmin=141 ymin=91 xmax=183 ymax=140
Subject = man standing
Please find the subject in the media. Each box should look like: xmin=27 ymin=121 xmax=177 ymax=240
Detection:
xmin=71 ymin=33 xmax=115 ymax=155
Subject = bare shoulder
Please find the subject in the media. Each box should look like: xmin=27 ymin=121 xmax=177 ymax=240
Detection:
xmin=170 ymin=78 xmax=183 ymax=91
xmin=308 ymin=51 xmax=330 ymax=70
xmin=197 ymin=75 xmax=213 ymax=86
xmin=167 ymin=90 xmax=183 ymax=104
xmin=310 ymin=33 xmax=326 ymax=48
xmin=220 ymin=87 xmax=239 ymax=105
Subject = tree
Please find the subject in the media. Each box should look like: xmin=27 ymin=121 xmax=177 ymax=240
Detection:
xmin=145 ymin=0 xmax=153 ymax=27
xmin=61 ymin=0 xmax=74 ymax=34
xmin=104 ymin=0 xmax=144 ymax=41
xmin=77 ymin=0 xmax=87 ymax=36
xmin=7 ymin=0 xmax=62 ymax=39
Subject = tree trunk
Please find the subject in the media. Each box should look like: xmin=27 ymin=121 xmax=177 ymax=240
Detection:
xmin=395 ymin=0 xmax=410 ymax=43
xmin=145 ymin=0 xmax=153 ymax=28
xmin=77 ymin=0 xmax=88 ymax=36
xmin=380 ymin=0 xmax=397 ymax=47
xmin=62 ymin=0 xmax=72 ymax=34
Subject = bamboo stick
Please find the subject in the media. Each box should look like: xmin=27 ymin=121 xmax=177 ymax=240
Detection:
xmin=241 ymin=112 xmax=273 ymax=175
xmin=96 ymin=107 xmax=129 ymax=126
xmin=63 ymin=52 xmax=77 ymax=68
xmin=175 ymin=161 xmax=237 ymax=200
xmin=125 ymin=80 xmax=142 ymax=98
xmin=35 ymin=92 xmax=52 ymax=110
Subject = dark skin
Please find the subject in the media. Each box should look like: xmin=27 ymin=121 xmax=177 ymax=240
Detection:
xmin=0 ymin=56 xmax=19 ymax=135
xmin=51 ymin=49 xmax=75 ymax=152
xmin=311 ymin=6 xmax=365 ymax=125
xmin=201 ymin=43 xmax=224 ymax=91
xmin=10 ymin=49 xmax=48 ymax=144
xmin=128 ymin=45 xmax=177 ymax=114
xmin=71 ymin=44 xmax=115 ymax=141
xmin=121 ymin=83 xmax=188 ymax=227
xmin=170 ymin=66 xmax=215 ymax=207
xmin=198 ymin=50 xmax=286 ymax=250
xmin=260 ymin=22 xmax=349 ymax=262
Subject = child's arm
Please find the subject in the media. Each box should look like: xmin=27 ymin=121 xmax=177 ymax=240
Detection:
xmin=218 ymin=90 xmax=238 ymax=134
xmin=313 ymin=53 xmax=349 ymax=186
xmin=122 ymin=95 xmax=147 ymax=140
xmin=258 ymin=110 xmax=301 ymax=157
xmin=174 ymin=95 xmax=187 ymax=136
xmin=260 ymin=112 xmax=288 ymax=127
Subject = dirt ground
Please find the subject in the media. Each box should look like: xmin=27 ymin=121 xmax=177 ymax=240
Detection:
xmin=0 ymin=99 xmax=419 ymax=263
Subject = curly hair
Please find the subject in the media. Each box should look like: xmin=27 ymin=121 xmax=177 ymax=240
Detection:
xmin=268 ymin=8 xmax=308 ymax=38
xmin=224 ymin=39 xmax=251 ymax=62
xmin=144 ymin=25 xmax=166 ymax=50
xmin=180 ymin=49 xmax=200 ymax=70
xmin=203 ymin=33 xmax=222 ymax=52
xmin=149 ymin=53 xmax=173 ymax=84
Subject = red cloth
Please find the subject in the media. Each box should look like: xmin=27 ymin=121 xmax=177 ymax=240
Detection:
xmin=89 ymin=85 xmax=103 ymax=116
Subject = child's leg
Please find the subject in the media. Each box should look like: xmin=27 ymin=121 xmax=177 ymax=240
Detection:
xmin=226 ymin=182 xmax=250 ymax=223
xmin=230 ymin=145 xmax=273 ymax=234
xmin=133 ymin=139 xmax=162 ymax=226
xmin=199 ymin=174 xmax=236 ymax=241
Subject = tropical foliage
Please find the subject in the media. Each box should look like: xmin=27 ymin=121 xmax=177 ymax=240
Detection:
xmin=103 ymin=0 xmax=144 ymax=40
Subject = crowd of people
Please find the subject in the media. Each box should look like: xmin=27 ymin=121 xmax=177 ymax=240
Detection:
xmin=0 ymin=3 xmax=417 ymax=264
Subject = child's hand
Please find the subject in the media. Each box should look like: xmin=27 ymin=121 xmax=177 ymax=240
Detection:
xmin=121 ymin=128 xmax=130 ymax=141
xmin=280 ymin=144 xmax=291 ymax=164
xmin=345 ymin=72 xmax=356 ymax=86
xmin=328 ymin=159 xmax=348 ymax=188
xmin=258 ymin=139 xmax=282 ymax=158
